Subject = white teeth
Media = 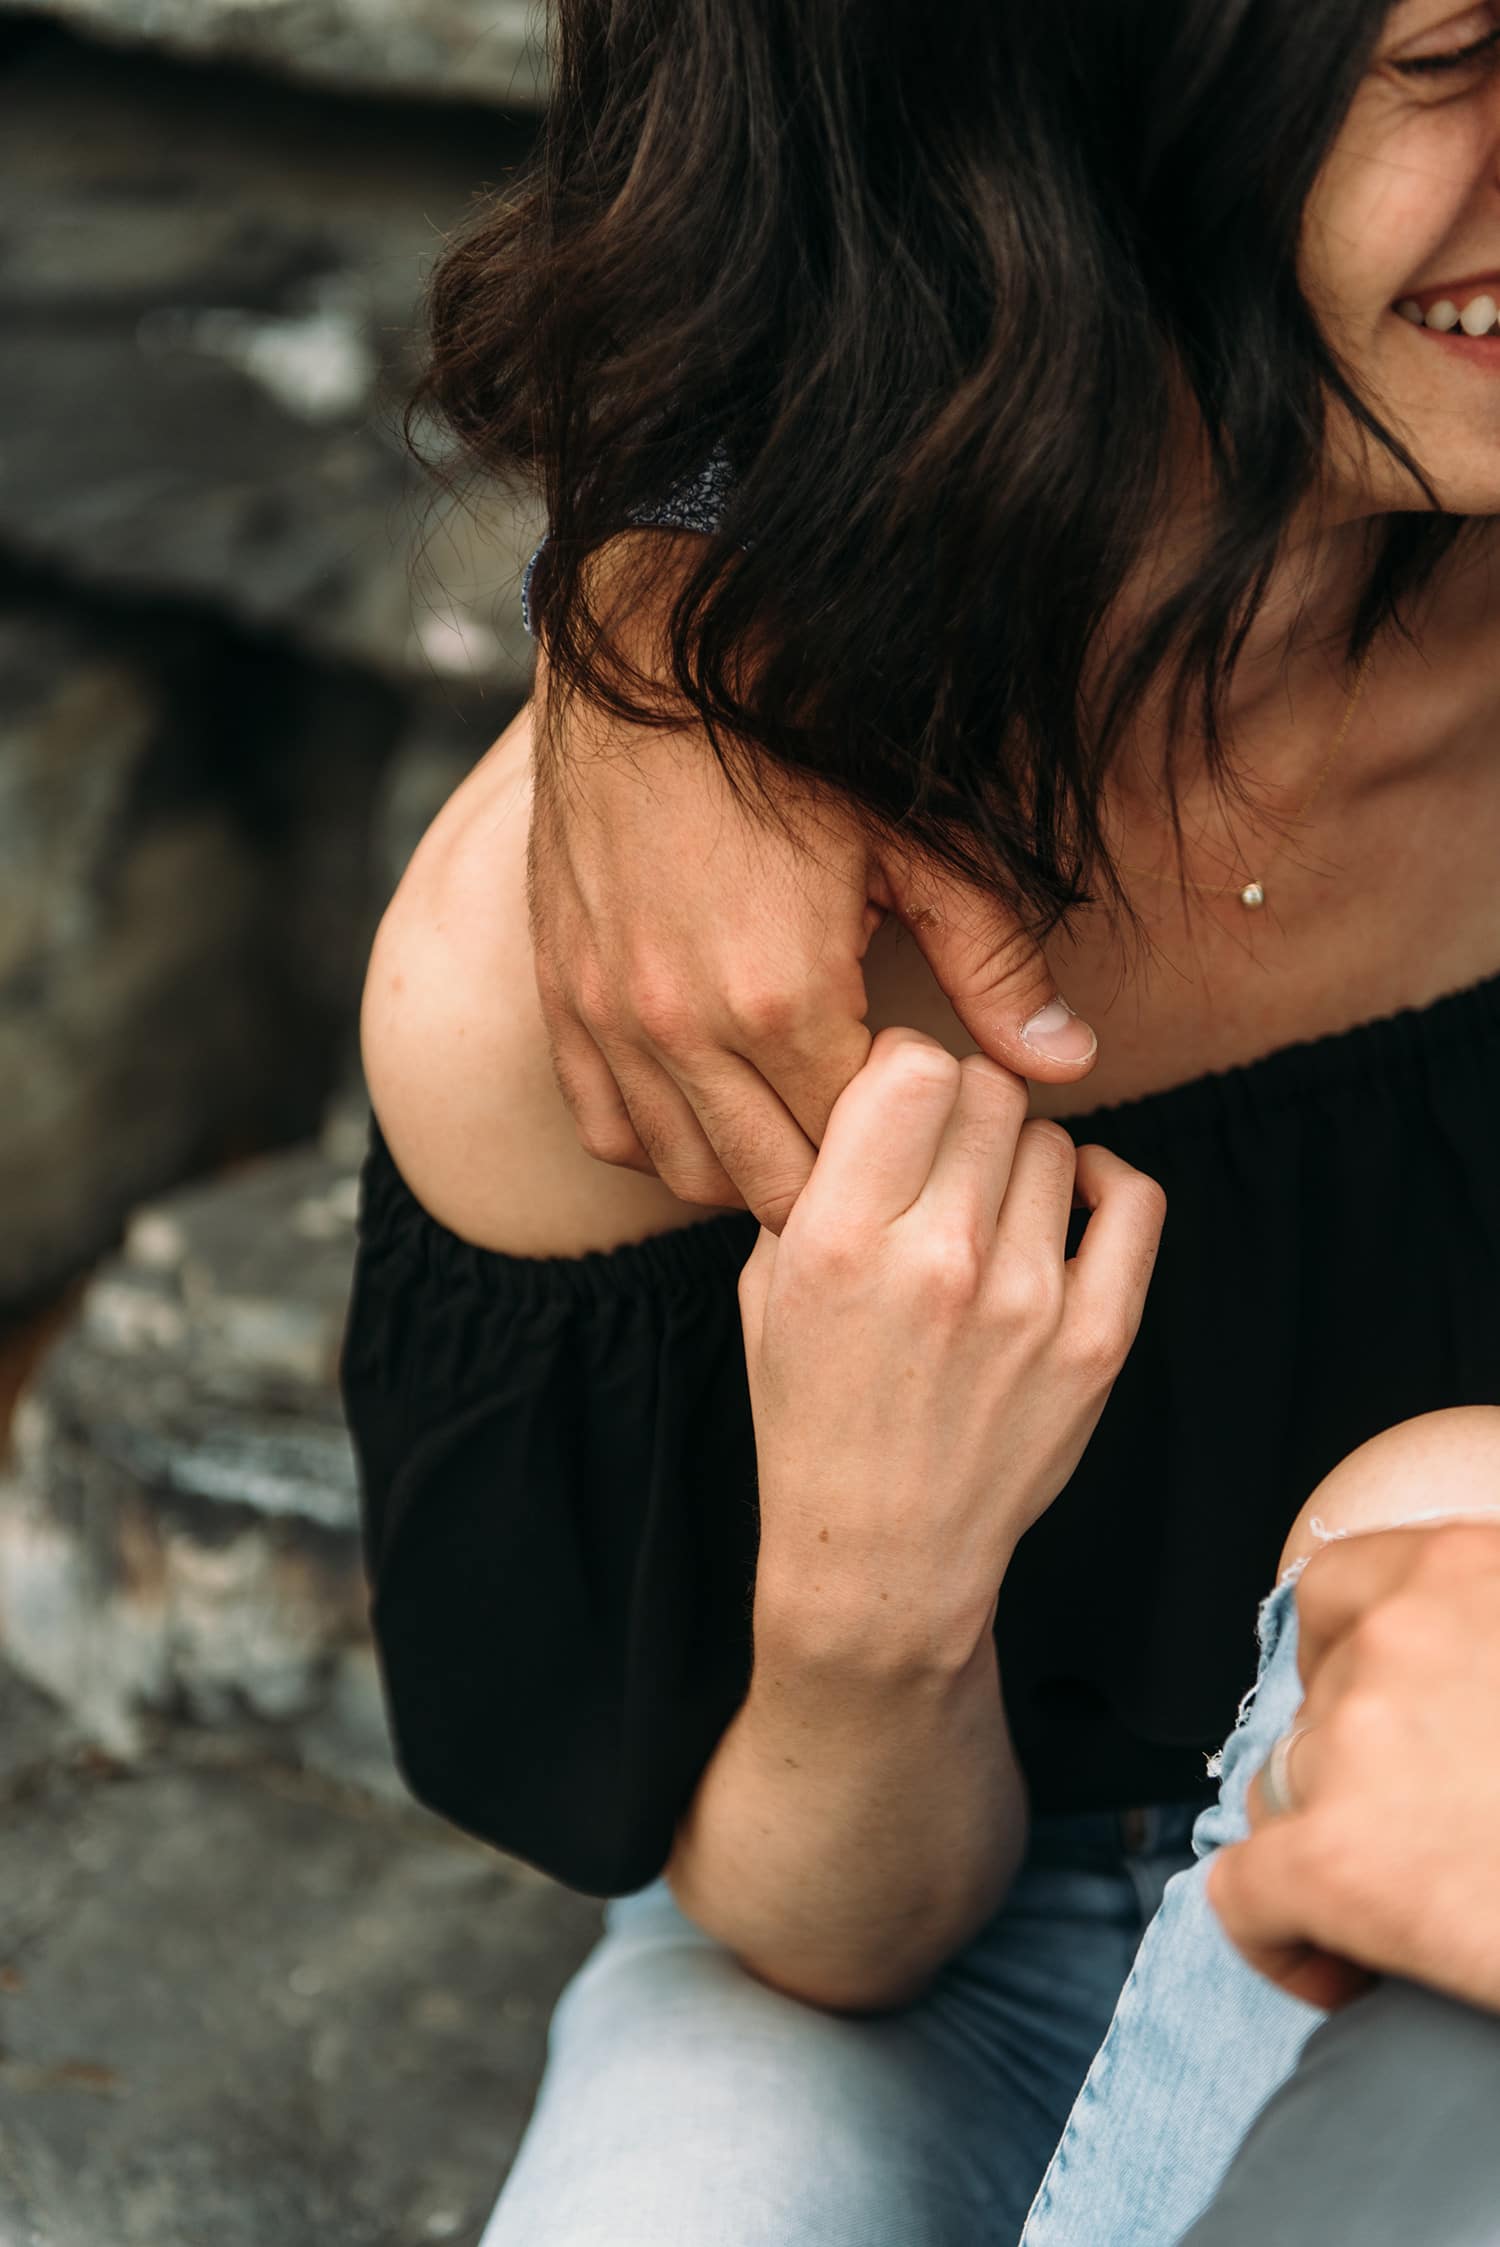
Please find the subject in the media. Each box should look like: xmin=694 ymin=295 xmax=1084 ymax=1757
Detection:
xmin=1397 ymin=289 xmax=1500 ymax=336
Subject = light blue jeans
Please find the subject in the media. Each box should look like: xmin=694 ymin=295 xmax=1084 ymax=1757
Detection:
xmin=482 ymin=1572 xmax=1324 ymax=2246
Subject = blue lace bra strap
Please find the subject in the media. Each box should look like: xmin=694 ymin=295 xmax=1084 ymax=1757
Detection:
xmin=520 ymin=442 xmax=741 ymax=638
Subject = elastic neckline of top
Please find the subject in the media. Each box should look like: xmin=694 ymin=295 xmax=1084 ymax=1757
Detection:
xmin=359 ymin=957 xmax=1500 ymax=1291
xmin=1048 ymin=958 xmax=1500 ymax=1143
xmin=360 ymin=1113 xmax=758 ymax=1295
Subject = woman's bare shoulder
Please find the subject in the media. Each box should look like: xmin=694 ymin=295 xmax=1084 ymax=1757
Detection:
xmin=359 ymin=698 xmax=721 ymax=1258
xmin=361 ymin=685 xmax=976 ymax=1258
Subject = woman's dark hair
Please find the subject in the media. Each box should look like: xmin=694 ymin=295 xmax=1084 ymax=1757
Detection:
xmin=406 ymin=0 xmax=1473 ymax=944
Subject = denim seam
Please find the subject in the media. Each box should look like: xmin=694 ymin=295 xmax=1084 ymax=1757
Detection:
xmin=1027 ymin=1582 xmax=1302 ymax=2232
xmin=1022 ymin=1931 xmax=1156 ymax=2225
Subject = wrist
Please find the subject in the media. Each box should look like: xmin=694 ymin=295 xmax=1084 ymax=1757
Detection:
xmin=751 ymin=1553 xmax=1003 ymax=1690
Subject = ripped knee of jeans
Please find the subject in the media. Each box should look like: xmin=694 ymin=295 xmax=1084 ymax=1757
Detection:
xmin=1201 ymin=1503 xmax=1500 ymax=1785
xmin=1277 ymin=1501 xmax=1500 ymax=1590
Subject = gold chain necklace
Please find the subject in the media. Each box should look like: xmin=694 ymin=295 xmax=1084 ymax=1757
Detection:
xmin=1114 ymin=643 xmax=1377 ymax=910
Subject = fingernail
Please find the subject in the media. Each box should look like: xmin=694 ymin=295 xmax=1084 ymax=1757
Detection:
xmin=1020 ymin=996 xmax=1098 ymax=1065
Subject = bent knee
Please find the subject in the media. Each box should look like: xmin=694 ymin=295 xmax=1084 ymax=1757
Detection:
xmin=1277 ymin=1405 xmax=1500 ymax=1579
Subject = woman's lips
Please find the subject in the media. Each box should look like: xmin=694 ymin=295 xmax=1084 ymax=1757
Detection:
xmin=1393 ymin=307 xmax=1500 ymax=370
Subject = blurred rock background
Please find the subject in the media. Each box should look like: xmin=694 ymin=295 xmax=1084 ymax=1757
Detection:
xmin=0 ymin=14 xmax=606 ymax=2244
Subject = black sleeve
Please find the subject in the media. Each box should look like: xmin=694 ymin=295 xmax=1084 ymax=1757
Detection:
xmin=338 ymin=1114 xmax=762 ymax=1897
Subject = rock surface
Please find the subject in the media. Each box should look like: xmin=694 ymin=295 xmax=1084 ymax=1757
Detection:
xmin=0 ymin=1657 xmax=601 ymax=2247
xmin=0 ymin=1116 xmax=616 ymax=2247
xmin=0 ymin=591 xmax=403 ymax=1310
xmin=0 ymin=0 xmax=548 ymax=108
xmin=0 ymin=1128 xmax=396 ymax=1792
xmin=0 ymin=34 xmax=543 ymax=688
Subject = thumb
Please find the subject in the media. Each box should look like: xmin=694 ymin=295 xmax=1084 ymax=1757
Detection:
xmin=882 ymin=857 xmax=1098 ymax=1082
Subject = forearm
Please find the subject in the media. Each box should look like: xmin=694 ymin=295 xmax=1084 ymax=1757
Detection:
xmin=664 ymin=1582 xmax=1026 ymax=2014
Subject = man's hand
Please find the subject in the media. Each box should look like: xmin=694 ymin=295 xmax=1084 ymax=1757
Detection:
xmin=1207 ymin=1522 xmax=1500 ymax=2016
xmin=526 ymin=654 xmax=1098 ymax=1234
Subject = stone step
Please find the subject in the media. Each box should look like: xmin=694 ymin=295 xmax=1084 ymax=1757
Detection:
xmin=0 ymin=1119 xmax=400 ymax=1798
xmin=0 ymin=1653 xmax=601 ymax=2247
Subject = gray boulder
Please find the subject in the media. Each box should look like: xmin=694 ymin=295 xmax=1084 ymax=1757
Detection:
xmin=0 ymin=1127 xmax=398 ymax=1794
xmin=2 ymin=609 xmax=266 ymax=1305
xmin=0 ymin=596 xmax=400 ymax=1308
xmin=0 ymin=34 xmax=543 ymax=688
xmin=0 ymin=0 xmax=548 ymax=108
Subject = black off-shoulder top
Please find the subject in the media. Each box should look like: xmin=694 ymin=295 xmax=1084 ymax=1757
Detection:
xmin=339 ymin=964 xmax=1500 ymax=1895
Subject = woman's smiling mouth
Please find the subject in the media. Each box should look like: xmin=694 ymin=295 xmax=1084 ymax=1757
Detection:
xmin=1394 ymin=277 xmax=1500 ymax=364
xmin=1395 ymin=274 xmax=1500 ymax=350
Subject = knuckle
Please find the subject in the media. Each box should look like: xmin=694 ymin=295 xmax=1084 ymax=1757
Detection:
xmin=570 ymin=959 xmax=618 ymax=1033
xmin=753 ymin=1183 xmax=806 ymax=1235
xmin=790 ymin=1214 xmax=864 ymax=1281
xmin=725 ymin=979 xmax=803 ymax=1045
xmin=1291 ymin=1807 xmax=1373 ymax=1914
xmin=726 ymin=1159 xmax=808 ymax=1235
xmin=914 ymin=1228 xmax=988 ymax=1308
xmin=1058 ymin=1306 xmax=1131 ymax=1381
xmin=574 ymin=1115 xmax=645 ymax=1168
xmin=631 ymin=976 xmax=696 ymax=1049
xmin=1346 ymin=1596 xmax=1433 ymax=1678
xmin=1020 ymin=1117 xmax=1078 ymax=1170
xmin=959 ymin=1053 xmax=1029 ymax=1104
xmin=926 ymin=913 xmax=1041 ymax=990
xmin=1284 ymin=1806 xmax=1356 ymax=1896
xmin=1076 ymin=1146 xmax=1168 ymax=1226
xmin=887 ymin=1043 xmax=964 ymax=1100
xmin=1129 ymin=1171 xmax=1169 ymax=1227
xmin=658 ymin=1164 xmax=734 ymax=1210
xmin=989 ymin=1250 xmax=1062 ymax=1328
xmin=1324 ymin=1681 xmax=1400 ymax=1764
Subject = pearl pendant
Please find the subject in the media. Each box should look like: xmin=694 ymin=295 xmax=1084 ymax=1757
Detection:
xmin=1239 ymin=881 xmax=1266 ymax=910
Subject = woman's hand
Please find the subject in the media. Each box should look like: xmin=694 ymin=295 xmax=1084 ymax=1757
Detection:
xmin=736 ymin=1025 xmax=1167 ymax=1666
xmin=527 ymin=642 xmax=1099 ymax=1237
xmin=1209 ymin=1520 xmax=1500 ymax=2015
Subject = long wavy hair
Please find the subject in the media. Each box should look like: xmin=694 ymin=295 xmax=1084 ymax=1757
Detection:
xmin=406 ymin=0 xmax=1474 ymax=945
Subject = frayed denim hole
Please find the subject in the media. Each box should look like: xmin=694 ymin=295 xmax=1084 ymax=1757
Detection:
xmin=1199 ymin=1571 xmax=1303 ymax=1798
xmin=1201 ymin=1628 xmax=1275 ymax=1786
xmin=1203 ymin=1504 xmax=1500 ymax=1798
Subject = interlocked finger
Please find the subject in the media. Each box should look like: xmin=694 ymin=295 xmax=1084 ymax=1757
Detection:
xmin=543 ymin=1006 xmax=657 ymax=1174
xmin=594 ymin=1035 xmax=747 ymax=1208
